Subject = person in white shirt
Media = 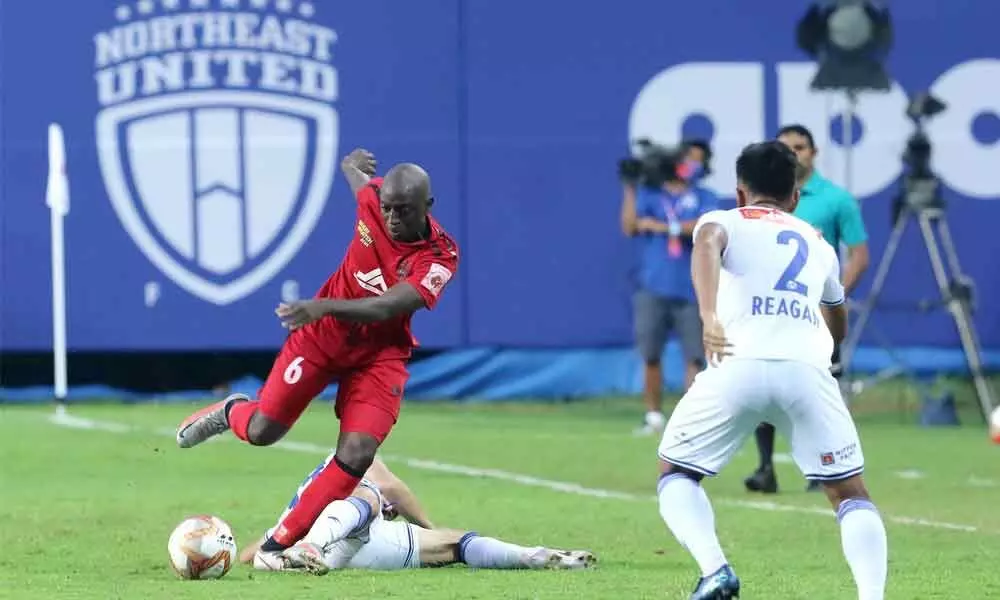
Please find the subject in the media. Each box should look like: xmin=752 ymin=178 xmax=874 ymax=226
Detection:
xmin=242 ymin=455 xmax=595 ymax=574
xmin=655 ymin=141 xmax=887 ymax=600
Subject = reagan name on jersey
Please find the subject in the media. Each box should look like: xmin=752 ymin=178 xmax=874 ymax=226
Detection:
xmin=751 ymin=295 xmax=821 ymax=328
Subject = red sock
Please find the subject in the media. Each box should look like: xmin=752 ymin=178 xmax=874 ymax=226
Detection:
xmin=271 ymin=458 xmax=362 ymax=546
xmin=228 ymin=400 xmax=260 ymax=442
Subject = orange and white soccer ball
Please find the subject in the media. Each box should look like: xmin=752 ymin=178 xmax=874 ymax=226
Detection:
xmin=167 ymin=515 xmax=237 ymax=580
xmin=990 ymin=406 xmax=1000 ymax=444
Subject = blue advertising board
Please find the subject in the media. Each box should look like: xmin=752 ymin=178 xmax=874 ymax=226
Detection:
xmin=1 ymin=0 xmax=998 ymax=353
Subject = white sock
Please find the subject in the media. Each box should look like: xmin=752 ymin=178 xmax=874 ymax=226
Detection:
xmin=458 ymin=532 xmax=529 ymax=569
xmin=646 ymin=411 xmax=666 ymax=428
xmin=657 ymin=473 xmax=728 ymax=577
xmin=837 ymin=498 xmax=888 ymax=600
xmin=302 ymin=497 xmax=371 ymax=548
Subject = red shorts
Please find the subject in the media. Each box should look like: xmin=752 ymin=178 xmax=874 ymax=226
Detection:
xmin=256 ymin=330 xmax=408 ymax=443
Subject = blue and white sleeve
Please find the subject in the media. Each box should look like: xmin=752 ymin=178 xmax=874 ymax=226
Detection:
xmin=692 ymin=209 xmax=731 ymax=240
xmin=821 ymin=251 xmax=846 ymax=306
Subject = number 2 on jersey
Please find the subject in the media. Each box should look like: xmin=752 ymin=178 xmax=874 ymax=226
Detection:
xmin=773 ymin=230 xmax=809 ymax=296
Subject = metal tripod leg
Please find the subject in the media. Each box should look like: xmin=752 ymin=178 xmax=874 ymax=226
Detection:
xmin=841 ymin=205 xmax=911 ymax=374
xmin=917 ymin=211 xmax=996 ymax=420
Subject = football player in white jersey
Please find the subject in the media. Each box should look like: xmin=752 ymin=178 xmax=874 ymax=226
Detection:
xmin=655 ymin=141 xmax=887 ymax=600
xmin=241 ymin=454 xmax=596 ymax=573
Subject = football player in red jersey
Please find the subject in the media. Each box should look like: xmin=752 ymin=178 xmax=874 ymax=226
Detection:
xmin=175 ymin=148 xmax=459 ymax=560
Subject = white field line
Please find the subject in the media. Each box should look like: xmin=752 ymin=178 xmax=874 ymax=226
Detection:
xmin=48 ymin=412 xmax=984 ymax=535
xmin=967 ymin=476 xmax=997 ymax=488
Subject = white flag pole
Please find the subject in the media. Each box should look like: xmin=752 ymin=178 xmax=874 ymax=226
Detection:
xmin=46 ymin=123 xmax=70 ymax=411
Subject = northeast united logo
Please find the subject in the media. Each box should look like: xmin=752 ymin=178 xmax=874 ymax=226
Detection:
xmin=94 ymin=0 xmax=339 ymax=305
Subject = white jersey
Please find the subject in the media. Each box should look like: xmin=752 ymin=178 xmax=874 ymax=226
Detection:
xmin=693 ymin=206 xmax=845 ymax=369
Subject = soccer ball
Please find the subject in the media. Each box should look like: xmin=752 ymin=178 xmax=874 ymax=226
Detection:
xmin=167 ymin=515 xmax=238 ymax=580
xmin=990 ymin=406 xmax=1000 ymax=444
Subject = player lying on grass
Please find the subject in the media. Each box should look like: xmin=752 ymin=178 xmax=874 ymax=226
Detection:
xmin=238 ymin=455 xmax=596 ymax=572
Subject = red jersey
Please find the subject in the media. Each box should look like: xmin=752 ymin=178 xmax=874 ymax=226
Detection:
xmin=307 ymin=177 xmax=459 ymax=363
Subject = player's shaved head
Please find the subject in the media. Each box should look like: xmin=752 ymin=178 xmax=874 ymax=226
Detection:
xmin=383 ymin=163 xmax=432 ymax=201
xmin=380 ymin=163 xmax=433 ymax=242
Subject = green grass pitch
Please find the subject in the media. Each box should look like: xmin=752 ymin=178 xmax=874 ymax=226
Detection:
xmin=2 ymin=394 xmax=999 ymax=599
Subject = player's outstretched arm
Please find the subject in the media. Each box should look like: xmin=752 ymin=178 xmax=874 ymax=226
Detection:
xmin=821 ymin=303 xmax=848 ymax=344
xmin=821 ymin=247 xmax=849 ymax=344
xmin=692 ymin=219 xmax=733 ymax=365
xmin=277 ymin=283 xmax=427 ymax=330
xmin=365 ymin=457 xmax=436 ymax=529
xmin=322 ymin=283 xmax=426 ymax=323
xmin=691 ymin=222 xmax=728 ymax=321
xmin=341 ymin=148 xmax=377 ymax=196
xmin=239 ymin=536 xmax=266 ymax=564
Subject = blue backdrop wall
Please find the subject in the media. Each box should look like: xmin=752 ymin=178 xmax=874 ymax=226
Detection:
xmin=2 ymin=1 xmax=999 ymax=394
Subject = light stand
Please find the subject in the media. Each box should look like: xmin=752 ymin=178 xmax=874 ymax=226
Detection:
xmin=841 ymin=101 xmax=997 ymax=421
xmin=796 ymin=0 xmax=892 ymax=397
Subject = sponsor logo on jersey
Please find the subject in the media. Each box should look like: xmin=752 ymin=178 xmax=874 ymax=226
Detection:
xmin=420 ymin=263 xmax=452 ymax=296
xmin=355 ymin=268 xmax=388 ymax=296
xmin=358 ymin=220 xmax=374 ymax=247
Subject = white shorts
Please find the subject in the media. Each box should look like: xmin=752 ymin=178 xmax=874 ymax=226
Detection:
xmin=330 ymin=519 xmax=420 ymax=570
xmin=657 ymin=359 xmax=864 ymax=481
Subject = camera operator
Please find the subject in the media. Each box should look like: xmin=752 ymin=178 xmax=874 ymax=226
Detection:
xmin=620 ymin=140 xmax=719 ymax=436
xmin=744 ymin=124 xmax=871 ymax=494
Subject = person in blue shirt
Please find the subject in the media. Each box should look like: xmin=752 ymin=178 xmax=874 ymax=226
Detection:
xmin=744 ymin=124 xmax=871 ymax=494
xmin=621 ymin=142 xmax=719 ymax=435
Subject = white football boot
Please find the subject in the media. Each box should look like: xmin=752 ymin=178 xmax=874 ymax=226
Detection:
xmin=523 ymin=547 xmax=597 ymax=570
xmin=252 ymin=549 xmax=292 ymax=571
xmin=281 ymin=542 xmax=331 ymax=575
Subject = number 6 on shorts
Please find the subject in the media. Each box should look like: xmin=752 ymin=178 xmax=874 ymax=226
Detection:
xmin=284 ymin=356 xmax=305 ymax=384
xmin=257 ymin=347 xmax=333 ymax=428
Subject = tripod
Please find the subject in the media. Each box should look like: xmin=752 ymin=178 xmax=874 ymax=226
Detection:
xmin=841 ymin=175 xmax=997 ymax=422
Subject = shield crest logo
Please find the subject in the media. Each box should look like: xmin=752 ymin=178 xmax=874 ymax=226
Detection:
xmin=96 ymin=91 xmax=338 ymax=305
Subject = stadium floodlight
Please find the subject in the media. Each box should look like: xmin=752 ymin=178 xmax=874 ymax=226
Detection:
xmin=796 ymin=0 xmax=893 ymax=92
xmin=795 ymin=1 xmax=893 ymax=199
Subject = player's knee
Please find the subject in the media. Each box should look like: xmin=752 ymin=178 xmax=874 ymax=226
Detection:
xmin=336 ymin=432 xmax=379 ymax=473
xmin=659 ymin=461 xmax=704 ymax=483
xmin=821 ymin=474 xmax=870 ymax=508
xmin=246 ymin=414 xmax=289 ymax=446
xmin=351 ymin=485 xmax=382 ymax=516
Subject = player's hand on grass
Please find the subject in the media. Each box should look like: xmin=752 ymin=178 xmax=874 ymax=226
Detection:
xmin=342 ymin=148 xmax=377 ymax=176
xmin=276 ymin=300 xmax=327 ymax=331
xmin=701 ymin=314 xmax=732 ymax=366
